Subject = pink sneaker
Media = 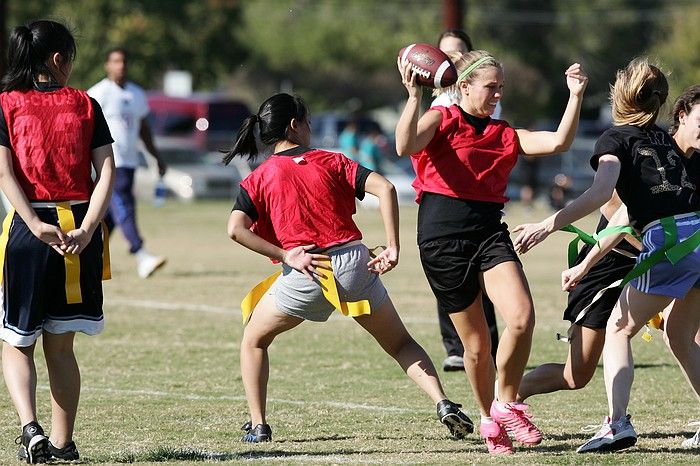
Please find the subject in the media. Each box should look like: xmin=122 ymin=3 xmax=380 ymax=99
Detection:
xmin=490 ymin=401 xmax=543 ymax=446
xmin=480 ymin=420 xmax=514 ymax=454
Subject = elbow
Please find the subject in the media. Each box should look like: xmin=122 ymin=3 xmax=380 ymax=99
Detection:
xmin=226 ymin=221 xmax=240 ymax=242
xmin=590 ymin=184 xmax=615 ymax=207
xmin=395 ymin=146 xmax=409 ymax=157
xmin=550 ymin=138 xmax=573 ymax=154
xmin=379 ymin=179 xmax=397 ymax=199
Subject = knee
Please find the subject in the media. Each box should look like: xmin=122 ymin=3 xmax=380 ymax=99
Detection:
xmin=43 ymin=344 xmax=75 ymax=366
xmin=565 ymin=368 xmax=595 ymax=390
xmin=505 ymin=306 xmax=535 ymax=336
xmin=462 ymin=340 xmax=493 ymax=367
xmin=664 ymin=327 xmax=693 ymax=359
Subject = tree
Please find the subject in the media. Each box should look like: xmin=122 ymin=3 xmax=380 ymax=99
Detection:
xmin=650 ymin=3 xmax=700 ymax=114
xmin=6 ymin=0 xmax=247 ymax=91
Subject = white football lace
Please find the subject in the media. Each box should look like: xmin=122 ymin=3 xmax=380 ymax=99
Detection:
xmin=410 ymin=64 xmax=430 ymax=79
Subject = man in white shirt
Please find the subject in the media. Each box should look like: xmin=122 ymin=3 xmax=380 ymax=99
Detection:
xmin=88 ymin=48 xmax=167 ymax=278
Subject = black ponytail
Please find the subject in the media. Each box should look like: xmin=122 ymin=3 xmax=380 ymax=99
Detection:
xmin=2 ymin=20 xmax=76 ymax=92
xmin=222 ymin=93 xmax=308 ymax=165
xmin=223 ymin=114 xmax=259 ymax=164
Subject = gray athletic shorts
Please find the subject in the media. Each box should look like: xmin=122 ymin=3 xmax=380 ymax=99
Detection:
xmin=270 ymin=241 xmax=389 ymax=321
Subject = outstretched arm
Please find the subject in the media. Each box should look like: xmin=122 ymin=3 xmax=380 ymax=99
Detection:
xmin=227 ymin=210 xmax=330 ymax=280
xmin=561 ymin=202 xmax=632 ymax=291
xmin=513 ymin=154 xmax=620 ymax=253
xmin=516 ymin=63 xmax=588 ymax=156
xmin=363 ymin=172 xmax=399 ymax=274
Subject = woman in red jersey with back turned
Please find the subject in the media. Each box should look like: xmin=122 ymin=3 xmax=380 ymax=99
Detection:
xmin=395 ymin=50 xmax=587 ymax=454
xmin=0 ymin=20 xmax=114 ymax=463
xmin=226 ymin=93 xmax=473 ymax=444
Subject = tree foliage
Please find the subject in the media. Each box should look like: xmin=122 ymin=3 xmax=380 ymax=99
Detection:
xmin=7 ymin=0 xmax=247 ymax=91
xmin=4 ymin=0 xmax=699 ymax=127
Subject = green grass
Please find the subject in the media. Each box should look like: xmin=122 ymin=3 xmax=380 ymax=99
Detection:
xmin=0 ymin=200 xmax=697 ymax=464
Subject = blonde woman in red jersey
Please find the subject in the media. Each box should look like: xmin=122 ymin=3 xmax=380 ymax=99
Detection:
xmin=396 ymin=50 xmax=587 ymax=453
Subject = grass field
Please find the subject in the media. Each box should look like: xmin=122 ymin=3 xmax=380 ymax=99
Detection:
xmin=0 ymin=200 xmax=698 ymax=464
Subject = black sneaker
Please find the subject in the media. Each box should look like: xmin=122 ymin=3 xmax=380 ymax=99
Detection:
xmin=15 ymin=422 xmax=50 ymax=464
xmin=48 ymin=440 xmax=80 ymax=462
xmin=437 ymin=399 xmax=474 ymax=439
xmin=240 ymin=421 xmax=272 ymax=443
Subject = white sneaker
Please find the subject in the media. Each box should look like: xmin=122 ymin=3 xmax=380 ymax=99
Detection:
xmin=442 ymin=355 xmax=464 ymax=372
xmin=136 ymin=249 xmax=167 ymax=278
xmin=577 ymin=414 xmax=637 ymax=453
xmin=682 ymin=421 xmax=700 ymax=448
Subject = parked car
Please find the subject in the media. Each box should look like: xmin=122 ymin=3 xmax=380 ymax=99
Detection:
xmin=506 ymin=136 xmax=597 ymax=202
xmin=146 ymin=92 xmax=251 ymax=151
xmin=134 ymin=136 xmax=243 ymax=201
xmin=310 ymin=111 xmax=382 ymax=150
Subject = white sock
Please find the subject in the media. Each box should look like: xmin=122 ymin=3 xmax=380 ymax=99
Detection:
xmin=481 ymin=415 xmax=494 ymax=424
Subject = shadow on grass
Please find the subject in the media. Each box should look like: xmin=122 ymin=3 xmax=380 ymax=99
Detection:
xmin=97 ymin=446 xmax=475 ymax=463
xmin=545 ymin=430 xmax=689 ymax=442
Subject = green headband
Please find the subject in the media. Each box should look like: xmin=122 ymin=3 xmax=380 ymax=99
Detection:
xmin=457 ymin=56 xmax=494 ymax=84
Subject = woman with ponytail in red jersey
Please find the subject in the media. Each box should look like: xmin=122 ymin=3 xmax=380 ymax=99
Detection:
xmin=226 ymin=93 xmax=474 ymax=444
xmin=0 ymin=20 xmax=115 ymax=463
xmin=396 ymin=50 xmax=587 ymax=453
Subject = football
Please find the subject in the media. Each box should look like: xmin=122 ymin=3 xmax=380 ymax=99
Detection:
xmin=398 ymin=43 xmax=457 ymax=89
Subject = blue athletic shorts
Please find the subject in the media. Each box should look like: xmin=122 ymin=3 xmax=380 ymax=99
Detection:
xmin=269 ymin=241 xmax=389 ymax=322
xmin=632 ymin=213 xmax=700 ymax=299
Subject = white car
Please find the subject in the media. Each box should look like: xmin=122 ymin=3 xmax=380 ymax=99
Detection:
xmin=134 ymin=137 xmax=243 ymax=202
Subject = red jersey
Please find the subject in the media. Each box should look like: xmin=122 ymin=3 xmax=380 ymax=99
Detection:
xmin=240 ymin=148 xmax=363 ymax=251
xmin=411 ymin=105 xmax=519 ymax=203
xmin=0 ymin=87 xmax=95 ymax=201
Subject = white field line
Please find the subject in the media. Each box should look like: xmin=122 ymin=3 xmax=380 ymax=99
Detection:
xmin=108 ymin=298 xmax=438 ymax=324
xmin=37 ymin=384 xmax=420 ymax=414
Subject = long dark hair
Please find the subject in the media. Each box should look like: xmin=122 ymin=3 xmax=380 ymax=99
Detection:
xmin=669 ymin=84 xmax=700 ymax=136
xmin=223 ymin=93 xmax=308 ymax=164
xmin=2 ymin=20 xmax=76 ymax=92
xmin=437 ymin=29 xmax=474 ymax=52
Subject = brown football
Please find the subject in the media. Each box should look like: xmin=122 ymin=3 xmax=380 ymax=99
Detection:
xmin=398 ymin=43 xmax=458 ymax=88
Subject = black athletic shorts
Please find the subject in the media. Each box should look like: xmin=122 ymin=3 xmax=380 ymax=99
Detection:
xmin=0 ymin=202 xmax=105 ymax=347
xmin=563 ymin=250 xmax=636 ymax=329
xmin=419 ymin=223 xmax=521 ymax=314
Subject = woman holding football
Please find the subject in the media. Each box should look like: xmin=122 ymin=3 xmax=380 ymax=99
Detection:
xmin=395 ymin=49 xmax=587 ymax=453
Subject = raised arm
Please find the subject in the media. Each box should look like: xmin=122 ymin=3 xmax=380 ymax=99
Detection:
xmin=395 ymin=58 xmax=441 ymax=156
xmin=516 ymin=63 xmax=588 ymax=156
xmin=513 ymin=154 xmax=620 ymax=253
xmin=363 ymin=172 xmax=399 ymax=274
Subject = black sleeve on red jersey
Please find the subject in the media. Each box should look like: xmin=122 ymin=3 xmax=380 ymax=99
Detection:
xmin=90 ymin=98 xmax=114 ymax=149
xmin=232 ymin=185 xmax=258 ymax=221
xmin=355 ymin=165 xmax=372 ymax=200
xmin=591 ymin=130 xmax=624 ymax=170
xmin=0 ymin=105 xmax=10 ymax=149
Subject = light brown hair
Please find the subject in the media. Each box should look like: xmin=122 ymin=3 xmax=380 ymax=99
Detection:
xmin=610 ymin=58 xmax=668 ymax=128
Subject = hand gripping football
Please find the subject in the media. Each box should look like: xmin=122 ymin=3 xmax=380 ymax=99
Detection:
xmin=398 ymin=43 xmax=458 ymax=88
